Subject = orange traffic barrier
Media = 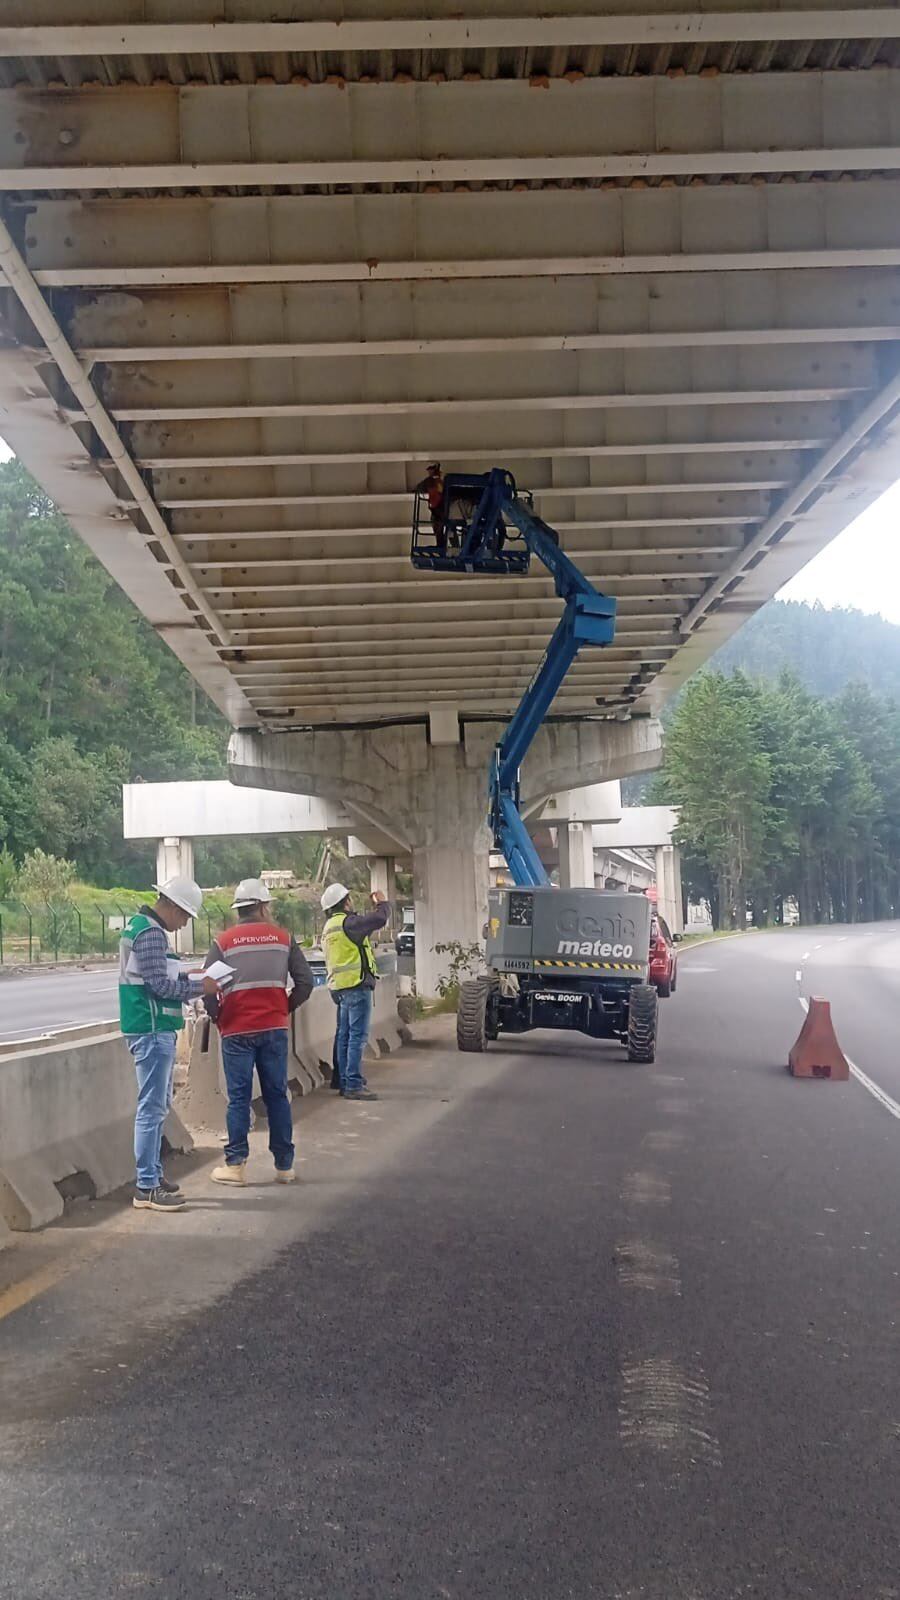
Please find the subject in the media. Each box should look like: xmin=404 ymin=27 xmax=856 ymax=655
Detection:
xmin=788 ymin=998 xmax=850 ymax=1081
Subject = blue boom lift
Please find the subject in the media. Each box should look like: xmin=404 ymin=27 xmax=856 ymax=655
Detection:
xmin=411 ymin=467 xmax=659 ymax=1062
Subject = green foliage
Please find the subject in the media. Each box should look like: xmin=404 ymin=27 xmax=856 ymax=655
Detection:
xmin=0 ymin=457 xmax=232 ymax=887
xmin=17 ymin=849 xmax=76 ymax=904
xmin=0 ymin=846 xmax=17 ymax=899
xmin=432 ymin=939 xmax=483 ymax=1001
xmin=657 ymin=668 xmax=900 ymax=928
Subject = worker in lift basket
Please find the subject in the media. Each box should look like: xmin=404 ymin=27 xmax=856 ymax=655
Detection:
xmin=321 ymin=882 xmax=391 ymax=1101
xmin=118 ymin=875 xmax=220 ymax=1214
xmin=416 ymin=460 xmax=446 ymax=555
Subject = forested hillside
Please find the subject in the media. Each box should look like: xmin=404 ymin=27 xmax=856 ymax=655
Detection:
xmin=0 ymin=460 xmax=302 ymax=888
xmin=710 ymin=598 xmax=900 ymax=699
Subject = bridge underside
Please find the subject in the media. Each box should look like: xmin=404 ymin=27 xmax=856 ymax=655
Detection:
xmin=0 ymin=3 xmax=898 ymax=737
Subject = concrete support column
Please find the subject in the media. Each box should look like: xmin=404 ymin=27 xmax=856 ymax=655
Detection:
xmin=156 ymin=837 xmax=196 ymax=953
xmin=228 ymin=713 xmax=663 ymax=998
xmin=413 ymin=838 xmax=490 ymax=998
xmin=655 ymin=845 xmax=683 ymax=938
xmin=368 ymin=856 xmax=397 ymax=947
xmin=369 ymin=856 xmax=397 ymax=904
xmin=557 ymin=822 xmax=596 ymax=889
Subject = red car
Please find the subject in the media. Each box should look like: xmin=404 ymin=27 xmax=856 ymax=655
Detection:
xmin=649 ymin=913 xmax=678 ymax=997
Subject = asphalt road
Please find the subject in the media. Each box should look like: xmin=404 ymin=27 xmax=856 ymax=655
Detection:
xmin=1 ymin=922 xmax=899 ymax=1598
xmin=0 ymin=964 xmax=119 ymax=1044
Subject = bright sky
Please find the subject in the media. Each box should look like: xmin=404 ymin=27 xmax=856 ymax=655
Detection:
xmin=0 ymin=432 xmax=896 ymax=626
xmin=778 ymin=477 xmax=900 ymax=625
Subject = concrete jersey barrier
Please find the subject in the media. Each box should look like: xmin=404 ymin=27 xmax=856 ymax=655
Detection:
xmin=0 ymin=1027 xmax=193 ymax=1233
xmin=0 ymin=970 xmax=404 ymax=1239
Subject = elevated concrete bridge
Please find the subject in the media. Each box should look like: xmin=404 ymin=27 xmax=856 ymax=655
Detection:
xmin=0 ymin=4 xmax=898 ymax=986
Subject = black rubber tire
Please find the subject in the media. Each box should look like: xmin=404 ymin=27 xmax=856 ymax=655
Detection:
xmin=627 ymin=983 xmax=658 ymax=1063
xmin=457 ymin=977 xmax=491 ymax=1052
xmin=656 ymin=977 xmax=671 ymax=999
xmin=671 ymin=965 xmax=678 ymax=995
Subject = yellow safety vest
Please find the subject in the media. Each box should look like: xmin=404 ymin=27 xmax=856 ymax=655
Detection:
xmin=322 ymin=913 xmax=376 ymax=992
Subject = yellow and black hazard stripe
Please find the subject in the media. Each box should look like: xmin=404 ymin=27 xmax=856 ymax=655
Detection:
xmin=535 ymin=959 xmax=645 ymax=972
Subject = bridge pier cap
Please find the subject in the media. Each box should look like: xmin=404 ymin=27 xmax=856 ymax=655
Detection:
xmin=228 ymin=717 xmax=662 ymax=996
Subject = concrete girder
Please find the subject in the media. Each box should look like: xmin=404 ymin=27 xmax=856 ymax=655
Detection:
xmin=174 ymin=526 xmax=754 ymax=556
xmin=158 ymin=486 xmax=790 ymax=513
xmin=225 ymin=624 xmax=680 ymax=651
xmin=91 ymin=353 xmax=882 ymax=417
xmin=169 ymin=502 xmax=770 ymax=537
xmin=6 ymin=9 xmax=900 ymax=60
xmin=1 ymin=75 xmax=899 ymax=190
xmin=117 ymin=404 xmax=850 ymax=474
xmin=97 ymin=388 xmax=870 ymax=425
xmin=51 ymin=266 xmax=900 ymax=358
xmin=140 ymin=448 xmax=817 ymax=506
xmin=16 ymin=182 xmax=900 ymax=283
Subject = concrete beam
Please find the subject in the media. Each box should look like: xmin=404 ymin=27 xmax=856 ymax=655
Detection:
xmin=55 ymin=266 xmax=900 ymax=359
xmin=1 ymin=76 xmax=898 ymax=190
xmin=122 ymin=780 xmax=355 ymax=841
xmin=17 ymin=182 xmax=900 ymax=285
xmin=5 ymin=10 xmax=899 ymax=58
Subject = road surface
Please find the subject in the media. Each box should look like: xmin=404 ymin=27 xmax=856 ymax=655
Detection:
xmin=1 ymin=922 xmax=898 ymax=1598
xmin=0 ymin=964 xmax=119 ymax=1044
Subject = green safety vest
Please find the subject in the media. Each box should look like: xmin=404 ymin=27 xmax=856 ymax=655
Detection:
xmin=118 ymin=912 xmax=185 ymax=1035
xmin=322 ymin=912 xmax=376 ymax=992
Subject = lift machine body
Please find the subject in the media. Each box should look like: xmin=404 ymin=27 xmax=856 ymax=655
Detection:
xmin=411 ymin=466 xmax=659 ymax=1061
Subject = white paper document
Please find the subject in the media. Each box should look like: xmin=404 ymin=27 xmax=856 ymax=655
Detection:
xmin=204 ymin=960 xmax=237 ymax=986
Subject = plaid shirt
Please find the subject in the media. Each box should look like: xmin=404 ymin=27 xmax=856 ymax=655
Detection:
xmin=131 ymin=906 xmax=203 ymax=1003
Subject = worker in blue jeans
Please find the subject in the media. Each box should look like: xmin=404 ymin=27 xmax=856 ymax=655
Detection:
xmin=321 ymin=882 xmax=391 ymax=1100
xmin=204 ymin=879 xmax=314 ymax=1185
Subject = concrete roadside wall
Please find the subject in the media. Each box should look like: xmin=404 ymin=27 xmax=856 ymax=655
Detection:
xmin=179 ymin=974 xmax=404 ymax=1134
xmin=0 ymin=1026 xmax=193 ymax=1233
xmin=0 ymin=974 xmax=404 ymax=1241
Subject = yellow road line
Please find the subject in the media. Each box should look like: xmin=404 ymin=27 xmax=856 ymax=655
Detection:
xmin=0 ymin=1254 xmax=82 ymax=1324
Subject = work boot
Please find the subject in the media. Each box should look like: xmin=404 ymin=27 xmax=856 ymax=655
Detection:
xmin=344 ymin=1089 xmax=379 ymax=1102
xmin=274 ymin=1168 xmax=297 ymax=1184
xmin=133 ymin=1186 xmax=187 ymax=1212
xmin=158 ymin=1175 xmax=182 ymax=1195
xmin=211 ymin=1162 xmax=248 ymax=1185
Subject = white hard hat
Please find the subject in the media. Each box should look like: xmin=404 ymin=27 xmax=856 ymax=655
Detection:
xmin=321 ymin=882 xmax=350 ymax=912
xmin=154 ymin=874 xmax=203 ymax=918
xmin=232 ymin=877 xmax=272 ymax=909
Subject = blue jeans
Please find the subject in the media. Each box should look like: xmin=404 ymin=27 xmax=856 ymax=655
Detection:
xmin=127 ymin=1030 xmax=178 ymax=1191
xmin=221 ymin=1029 xmax=294 ymax=1170
xmin=335 ymin=987 xmax=374 ymax=1095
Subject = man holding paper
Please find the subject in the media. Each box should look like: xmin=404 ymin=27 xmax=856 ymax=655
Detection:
xmin=119 ymin=874 xmax=218 ymax=1214
xmin=205 ymin=878 xmax=314 ymax=1186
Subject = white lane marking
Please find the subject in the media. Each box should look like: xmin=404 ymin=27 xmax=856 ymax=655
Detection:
xmin=797 ymin=997 xmax=900 ymax=1123
xmin=615 ymin=1240 xmax=681 ymax=1293
xmin=619 ymin=1359 xmax=721 ymax=1465
xmin=814 ymin=943 xmax=823 ymax=950
xmin=838 ymin=936 xmax=848 ymax=943
xmin=801 ymin=951 xmax=811 ymax=961
xmin=657 ymin=1096 xmax=691 ymax=1117
xmin=622 ymin=1170 xmax=672 ymax=1207
xmin=795 ymin=970 xmax=803 ymax=983
xmin=642 ymin=1128 xmax=686 ymax=1152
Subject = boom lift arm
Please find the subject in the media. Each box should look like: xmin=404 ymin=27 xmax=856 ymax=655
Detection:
xmin=411 ymin=467 xmax=617 ymax=887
